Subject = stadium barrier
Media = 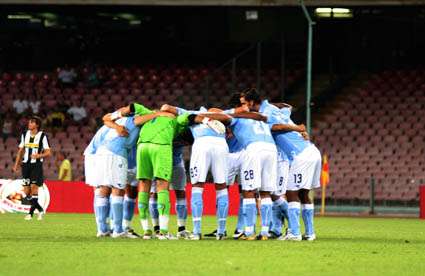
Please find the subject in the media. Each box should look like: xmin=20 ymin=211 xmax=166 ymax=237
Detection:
xmin=45 ymin=180 xmax=241 ymax=215
xmin=420 ymin=185 xmax=425 ymax=219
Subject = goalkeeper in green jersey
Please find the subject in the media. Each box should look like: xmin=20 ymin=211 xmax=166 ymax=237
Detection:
xmin=104 ymin=103 xmax=225 ymax=240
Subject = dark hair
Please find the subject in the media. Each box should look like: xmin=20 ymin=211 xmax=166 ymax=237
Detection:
xmin=228 ymin=92 xmax=243 ymax=108
xmin=29 ymin=115 xmax=42 ymax=129
xmin=244 ymin=88 xmax=262 ymax=104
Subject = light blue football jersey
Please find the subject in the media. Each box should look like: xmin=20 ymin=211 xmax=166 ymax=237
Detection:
xmin=269 ymin=107 xmax=311 ymax=160
xmin=226 ymin=134 xmax=244 ymax=153
xmin=127 ymin=146 xmax=137 ymax=169
xmin=176 ymin=106 xmax=225 ymax=139
xmin=173 ymin=145 xmax=184 ymax=166
xmin=84 ymin=116 xmax=140 ymax=159
xmin=229 ymin=118 xmax=275 ymax=149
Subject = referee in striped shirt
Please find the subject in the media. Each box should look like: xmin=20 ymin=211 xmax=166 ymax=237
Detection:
xmin=13 ymin=116 xmax=51 ymax=220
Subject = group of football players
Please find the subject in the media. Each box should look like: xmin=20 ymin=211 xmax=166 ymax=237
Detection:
xmin=84 ymin=89 xmax=321 ymax=241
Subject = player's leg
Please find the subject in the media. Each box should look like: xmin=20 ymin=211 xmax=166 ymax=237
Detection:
xmin=258 ymin=148 xmax=277 ymax=240
xmin=94 ymin=185 xmax=112 ymax=236
xmin=239 ymin=148 xmax=261 ymax=240
xmin=211 ymin=142 xmax=229 ymax=240
xmin=155 ymin=179 xmax=174 ymax=239
xmin=136 ymin=143 xmax=154 ymax=239
xmin=189 ymin=140 xmax=210 ymax=240
xmin=28 ymin=163 xmax=45 ymax=219
xmin=21 ymin=163 xmax=34 ymax=220
xmin=270 ymin=158 xmax=290 ymax=238
xmin=138 ymin=179 xmax=153 ymax=239
xmin=283 ymin=149 xmax=318 ymax=241
xmin=149 ymin=185 xmax=160 ymax=235
xmin=241 ymin=190 xmax=257 ymax=240
xmin=270 ymin=194 xmax=283 ymax=238
xmin=85 ymin=154 xmax=108 ymax=235
xmin=299 ymin=189 xmax=315 ymax=240
xmin=300 ymin=147 xmax=322 ymax=241
xmin=152 ymin=144 xmax=174 ymax=239
xmin=283 ymin=190 xmax=301 ymax=241
xmin=171 ymin=165 xmax=189 ymax=239
xmin=111 ymin=187 xmax=126 ymax=237
xmin=234 ymin=186 xmax=245 ymax=239
xmin=123 ymin=171 xmax=138 ymax=234
xmin=234 ymin=152 xmax=245 ymax=238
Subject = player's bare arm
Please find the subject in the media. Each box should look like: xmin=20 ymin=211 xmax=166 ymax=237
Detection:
xmin=198 ymin=113 xmax=232 ymax=125
xmin=208 ymin=106 xmax=248 ymax=114
xmin=103 ymin=120 xmax=129 ymax=137
xmin=271 ymin=123 xmax=306 ymax=132
xmin=160 ymin=104 xmax=179 ymax=115
xmin=12 ymin=147 xmax=24 ymax=173
xmin=231 ymin=112 xmax=267 ymax=122
xmin=102 ymin=106 xmax=131 ymax=122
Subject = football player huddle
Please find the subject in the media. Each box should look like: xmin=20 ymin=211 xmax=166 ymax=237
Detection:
xmin=83 ymin=89 xmax=321 ymax=241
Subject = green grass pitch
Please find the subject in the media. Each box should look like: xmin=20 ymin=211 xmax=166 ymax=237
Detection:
xmin=0 ymin=213 xmax=424 ymax=275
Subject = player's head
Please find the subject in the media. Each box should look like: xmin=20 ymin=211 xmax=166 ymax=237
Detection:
xmin=241 ymin=88 xmax=262 ymax=112
xmin=57 ymin=151 xmax=66 ymax=161
xmin=28 ymin=116 xmax=42 ymax=131
xmin=228 ymin=92 xmax=243 ymax=108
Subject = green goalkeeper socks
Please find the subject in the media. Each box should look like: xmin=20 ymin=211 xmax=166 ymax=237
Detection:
xmin=157 ymin=190 xmax=170 ymax=233
xmin=138 ymin=192 xmax=150 ymax=231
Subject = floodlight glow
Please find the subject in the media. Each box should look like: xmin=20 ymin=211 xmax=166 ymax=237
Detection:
xmin=246 ymin=10 xmax=258 ymax=21
xmin=315 ymin=8 xmax=332 ymax=13
xmin=332 ymin=8 xmax=351 ymax=14
xmin=7 ymin=14 xmax=32 ymax=19
xmin=315 ymin=7 xmax=353 ymax=18
xmin=129 ymin=20 xmax=141 ymax=25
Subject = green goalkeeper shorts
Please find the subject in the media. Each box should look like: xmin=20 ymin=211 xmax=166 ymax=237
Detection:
xmin=136 ymin=143 xmax=173 ymax=182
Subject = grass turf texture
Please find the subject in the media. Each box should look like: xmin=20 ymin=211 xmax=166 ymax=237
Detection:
xmin=0 ymin=214 xmax=424 ymax=275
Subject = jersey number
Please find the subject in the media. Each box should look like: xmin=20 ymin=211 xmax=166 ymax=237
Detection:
xmin=252 ymin=121 xmax=268 ymax=135
xmin=293 ymin=174 xmax=302 ymax=184
xmin=278 ymin=176 xmax=284 ymax=187
xmin=244 ymin=170 xmax=254 ymax=181
xmin=190 ymin=167 xmax=198 ymax=178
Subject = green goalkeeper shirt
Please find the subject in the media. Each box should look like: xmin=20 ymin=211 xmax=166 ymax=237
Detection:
xmin=132 ymin=103 xmax=189 ymax=145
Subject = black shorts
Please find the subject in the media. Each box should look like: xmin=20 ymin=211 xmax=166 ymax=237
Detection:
xmin=22 ymin=162 xmax=44 ymax=187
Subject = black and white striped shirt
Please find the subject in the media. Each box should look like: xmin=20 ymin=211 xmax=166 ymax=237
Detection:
xmin=18 ymin=131 xmax=50 ymax=164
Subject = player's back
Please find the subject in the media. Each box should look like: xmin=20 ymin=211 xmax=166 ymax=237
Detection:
xmin=138 ymin=116 xmax=178 ymax=145
xmin=177 ymin=107 xmax=225 ymax=140
xmin=230 ymin=118 xmax=275 ymax=149
xmin=271 ymin=108 xmax=311 ymax=159
xmin=84 ymin=117 xmax=139 ymax=158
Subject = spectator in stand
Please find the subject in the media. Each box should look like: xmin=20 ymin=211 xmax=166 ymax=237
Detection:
xmin=56 ymin=151 xmax=72 ymax=181
xmin=16 ymin=115 xmax=29 ymax=134
xmin=1 ymin=114 xmax=15 ymax=141
xmin=86 ymin=65 xmax=101 ymax=88
xmin=28 ymin=94 xmax=41 ymax=114
xmin=67 ymin=100 xmax=87 ymax=122
xmin=13 ymin=94 xmax=29 ymax=114
xmin=46 ymin=110 xmax=66 ymax=131
xmin=58 ymin=64 xmax=77 ymax=88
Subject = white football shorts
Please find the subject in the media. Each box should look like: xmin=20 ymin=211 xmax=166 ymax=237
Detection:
xmin=273 ymin=154 xmax=290 ymax=196
xmin=226 ymin=150 xmax=244 ymax=186
xmin=287 ymin=145 xmax=322 ymax=191
xmin=240 ymin=142 xmax=278 ymax=192
xmin=84 ymin=147 xmax=127 ymax=189
xmin=189 ymin=136 xmax=228 ymax=184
